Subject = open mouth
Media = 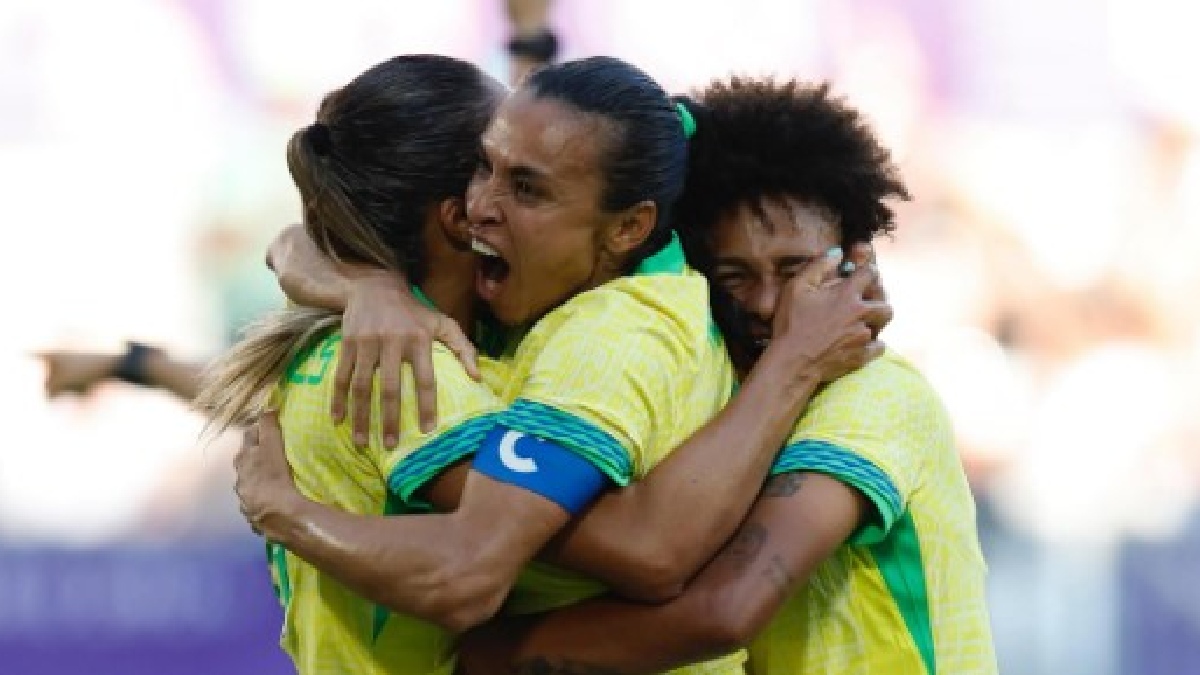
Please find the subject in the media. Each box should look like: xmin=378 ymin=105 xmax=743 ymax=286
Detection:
xmin=472 ymin=238 xmax=510 ymax=300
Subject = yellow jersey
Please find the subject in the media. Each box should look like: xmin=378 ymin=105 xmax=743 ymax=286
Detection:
xmin=750 ymin=350 xmax=997 ymax=675
xmin=270 ymin=332 xmax=504 ymax=675
xmin=496 ymin=235 xmax=744 ymax=675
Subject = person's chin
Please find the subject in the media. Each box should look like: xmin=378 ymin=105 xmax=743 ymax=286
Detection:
xmin=488 ymin=297 xmax=529 ymax=328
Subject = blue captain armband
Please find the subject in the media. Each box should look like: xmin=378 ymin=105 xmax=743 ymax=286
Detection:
xmin=472 ymin=425 xmax=611 ymax=515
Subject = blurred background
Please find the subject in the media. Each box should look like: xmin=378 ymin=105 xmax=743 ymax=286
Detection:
xmin=3 ymin=0 xmax=1198 ymax=673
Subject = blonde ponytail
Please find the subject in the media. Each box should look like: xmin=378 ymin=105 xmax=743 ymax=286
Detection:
xmin=195 ymin=306 xmax=341 ymax=434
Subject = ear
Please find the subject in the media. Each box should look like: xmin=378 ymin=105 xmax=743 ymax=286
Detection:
xmin=604 ymin=199 xmax=658 ymax=258
xmin=435 ymin=196 xmax=471 ymax=245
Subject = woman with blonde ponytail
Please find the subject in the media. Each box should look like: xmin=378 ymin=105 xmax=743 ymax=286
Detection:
xmin=196 ymin=53 xmax=510 ymax=675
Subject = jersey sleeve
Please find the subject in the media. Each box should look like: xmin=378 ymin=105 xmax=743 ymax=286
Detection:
xmin=770 ymin=354 xmax=945 ymax=545
xmin=495 ymin=290 xmax=689 ymax=487
xmin=356 ymin=345 xmax=503 ymax=508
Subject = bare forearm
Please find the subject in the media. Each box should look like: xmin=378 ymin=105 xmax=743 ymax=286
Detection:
xmin=511 ymin=599 xmax=719 ymax=675
xmin=252 ymin=472 xmax=569 ymax=632
xmin=506 ymin=0 xmax=552 ymax=35
xmin=542 ymin=346 xmax=820 ymax=597
xmin=144 ymin=352 xmax=206 ymax=401
xmin=269 ymin=224 xmax=408 ymax=311
xmin=494 ymin=474 xmax=866 ymax=674
xmin=505 ymin=531 xmax=783 ymax=674
xmin=259 ymin=494 xmax=467 ymax=625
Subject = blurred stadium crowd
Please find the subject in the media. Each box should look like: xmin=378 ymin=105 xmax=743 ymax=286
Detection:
xmin=1 ymin=1 xmax=1198 ymax=674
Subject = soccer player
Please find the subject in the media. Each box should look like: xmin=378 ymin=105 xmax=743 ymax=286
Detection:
xmin=196 ymin=54 xmax=512 ymax=675
xmin=454 ymin=79 xmax=999 ymax=675
xmin=224 ymin=57 xmax=889 ymax=675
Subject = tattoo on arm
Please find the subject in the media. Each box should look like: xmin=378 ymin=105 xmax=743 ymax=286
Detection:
xmin=762 ymin=553 xmax=795 ymax=591
xmin=761 ymin=473 xmax=806 ymax=498
xmin=515 ymin=658 xmax=627 ymax=675
xmin=720 ymin=522 xmax=768 ymax=571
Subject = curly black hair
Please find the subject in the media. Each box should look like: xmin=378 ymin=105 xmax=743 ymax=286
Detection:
xmin=673 ymin=78 xmax=909 ymax=362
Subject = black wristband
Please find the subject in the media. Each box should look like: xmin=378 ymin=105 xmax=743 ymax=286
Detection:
xmin=113 ymin=342 xmax=160 ymax=387
xmin=506 ymin=29 xmax=559 ymax=63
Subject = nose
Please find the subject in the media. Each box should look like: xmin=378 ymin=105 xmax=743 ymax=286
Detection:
xmin=466 ymin=175 xmax=501 ymax=229
xmin=747 ymin=279 xmax=779 ymax=324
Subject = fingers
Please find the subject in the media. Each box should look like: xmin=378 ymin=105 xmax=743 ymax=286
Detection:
xmin=847 ymin=242 xmax=875 ymax=267
xmin=863 ymin=339 xmax=886 ymax=363
xmin=841 ymin=258 xmax=881 ymax=298
xmin=331 ymin=339 xmax=356 ymax=423
xmin=258 ymin=409 xmax=283 ymax=448
xmin=861 ymin=299 xmax=894 ymax=338
xmin=438 ymin=317 xmax=480 ymax=381
xmin=350 ymin=341 xmax=379 ymax=446
xmin=378 ymin=341 xmax=403 ymax=448
xmin=410 ymin=341 xmax=438 ymax=434
xmin=799 ymin=246 xmax=844 ymax=288
xmin=242 ymin=423 xmax=260 ymax=450
xmin=844 ymin=243 xmax=886 ymax=301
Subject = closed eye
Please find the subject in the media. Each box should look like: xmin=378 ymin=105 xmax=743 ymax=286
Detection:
xmin=714 ymin=269 xmax=751 ymax=289
xmin=777 ymin=256 xmax=817 ymax=281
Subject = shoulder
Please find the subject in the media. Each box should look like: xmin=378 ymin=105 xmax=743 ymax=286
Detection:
xmin=814 ymin=351 xmax=945 ymax=419
xmin=531 ymin=268 xmax=715 ymax=351
xmin=786 ymin=350 xmax=954 ymax=458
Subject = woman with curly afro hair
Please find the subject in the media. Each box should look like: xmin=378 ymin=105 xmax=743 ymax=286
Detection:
xmin=459 ymin=78 xmax=998 ymax=675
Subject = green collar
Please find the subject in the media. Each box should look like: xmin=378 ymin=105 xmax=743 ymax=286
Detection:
xmin=411 ymin=285 xmax=437 ymax=310
xmin=633 ymin=231 xmax=686 ymax=275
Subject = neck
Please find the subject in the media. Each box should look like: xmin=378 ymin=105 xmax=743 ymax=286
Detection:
xmin=420 ymin=264 xmax=476 ymax=335
xmin=420 ymin=211 xmax=478 ymax=334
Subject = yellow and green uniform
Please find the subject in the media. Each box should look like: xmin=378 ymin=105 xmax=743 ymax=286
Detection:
xmin=269 ymin=331 xmax=505 ymax=675
xmin=495 ymin=235 xmax=745 ymax=675
xmin=749 ymin=350 xmax=997 ymax=675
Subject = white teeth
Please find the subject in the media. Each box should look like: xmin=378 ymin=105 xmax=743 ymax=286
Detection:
xmin=471 ymin=239 xmax=500 ymax=258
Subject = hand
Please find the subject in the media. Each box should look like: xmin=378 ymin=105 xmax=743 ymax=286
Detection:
xmin=334 ymin=269 xmax=479 ymax=444
xmin=768 ymin=247 xmax=892 ymax=383
xmin=233 ymin=411 xmax=301 ymax=538
xmin=37 ymin=351 xmax=119 ymax=398
xmin=845 ymin=242 xmax=888 ymax=338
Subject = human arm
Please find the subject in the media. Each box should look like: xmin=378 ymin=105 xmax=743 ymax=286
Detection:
xmin=532 ymin=255 xmax=889 ymax=600
xmin=456 ymin=471 xmax=868 ymax=675
xmin=505 ymin=0 xmax=556 ymax=85
xmin=266 ymin=223 xmax=477 ymax=435
xmin=38 ymin=344 xmax=206 ymax=402
xmin=458 ymin=352 xmax=930 ymax=673
xmin=239 ymin=250 xmax=890 ymax=612
xmin=238 ymin=412 xmax=575 ymax=634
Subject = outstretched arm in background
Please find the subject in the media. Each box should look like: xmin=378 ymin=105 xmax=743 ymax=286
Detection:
xmin=39 ymin=344 xmax=206 ymax=403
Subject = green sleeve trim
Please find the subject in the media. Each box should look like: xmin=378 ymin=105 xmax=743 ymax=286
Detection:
xmin=370 ymin=493 xmax=412 ymax=643
xmin=267 ymin=541 xmax=292 ymax=608
xmin=387 ymin=413 xmax=499 ymax=509
xmin=770 ymin=439 xmax=902 ymax=546
xmin=496 ymin=399 xmax=633 ymax=486
xmin=869 ymin=512 xmax=936 ymax=675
